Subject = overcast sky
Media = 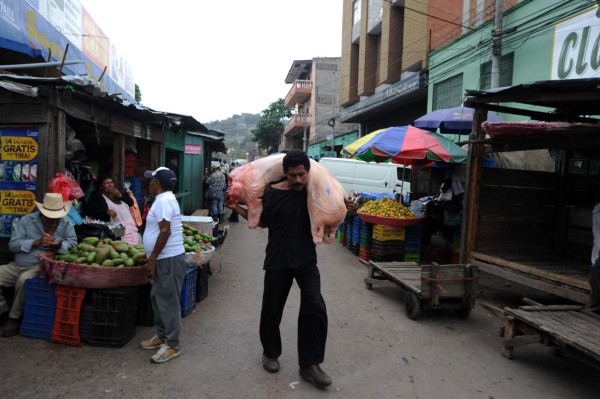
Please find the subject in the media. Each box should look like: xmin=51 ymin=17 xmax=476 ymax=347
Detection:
xmin=78 ymin=0 xmax=344 ymax=123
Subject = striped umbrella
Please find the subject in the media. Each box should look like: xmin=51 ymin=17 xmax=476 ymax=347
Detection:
xmin=341 ymin=125 xmax=467 ymax=165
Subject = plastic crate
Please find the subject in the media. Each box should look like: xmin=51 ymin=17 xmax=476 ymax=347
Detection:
xmin=20 ymin=277 xmax=56 ymax=340
xmin=404 ymin=253 xmax=421 ymax=263
xmin=79 ymin=301 xmax=94 ymax=342
xmin=371 ymin=253 xmax=404 ymax=262
xmin=196 ymin=264 xmax=209 ymax=303
xmin=358 ymin=247 xmax=371 ymax=261
xmin=371 ymin=239 xmax=405 ymax=256
xmin=136 ymin=284 xmax=154 ymax=326
xmin=89 ymin=286 xmax=139 ymax=348
xmin=180 ymin=266 xmax=198 ymax=317
xmin=51 ymin=286 xmax=86 ymax=346
xmin=372 ymin=224 xmax=406 ymax=241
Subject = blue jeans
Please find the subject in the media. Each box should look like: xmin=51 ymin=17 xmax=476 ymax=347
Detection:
xmin=207 ymin=188 xmax=224 ymax=217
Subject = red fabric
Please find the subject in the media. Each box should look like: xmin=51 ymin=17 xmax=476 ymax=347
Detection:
xmin=128 ymin=191 xmax=143 ymax=227
xmin=46 ymin=173 xmax=85 ymax=201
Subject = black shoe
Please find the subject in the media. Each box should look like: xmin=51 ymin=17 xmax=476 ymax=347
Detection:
xmin=262 ymin=355 xmax=280 ymax=373
xmin=299 ymin=364 xmax=332 ymax=388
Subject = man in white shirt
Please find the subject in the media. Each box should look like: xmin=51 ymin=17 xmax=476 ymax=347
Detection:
xmin=139 ymin=167 xmax=186 ymax=363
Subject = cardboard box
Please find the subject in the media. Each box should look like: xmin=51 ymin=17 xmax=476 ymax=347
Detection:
xmin=182 ymin=216 xmax=214 ymax=235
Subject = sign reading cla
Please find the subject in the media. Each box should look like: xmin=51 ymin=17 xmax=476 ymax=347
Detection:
xmin=1 ymin=137 xmax=39 ymax=161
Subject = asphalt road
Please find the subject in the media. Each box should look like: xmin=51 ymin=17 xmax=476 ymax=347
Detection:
xmin=1 ymin=217 xmax=599 ymax=399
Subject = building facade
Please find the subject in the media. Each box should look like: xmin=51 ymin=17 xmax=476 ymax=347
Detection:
xmin=281 ymin=58 xmax=359 ymax=160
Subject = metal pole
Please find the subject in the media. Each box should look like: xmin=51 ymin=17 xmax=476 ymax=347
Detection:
xmin=328 ymin=118 xmax=336 ymax=157
xmin=302 ymin=106 xmax=307 ymax=152
xmin=491 ymin=0 xmax=504 ymax=88
xmin=0 ymin=60 xmax=85 ymax=70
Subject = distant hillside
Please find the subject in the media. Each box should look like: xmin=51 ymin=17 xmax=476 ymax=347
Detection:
xmin=205 ymin=113 xmax=260 ymax=160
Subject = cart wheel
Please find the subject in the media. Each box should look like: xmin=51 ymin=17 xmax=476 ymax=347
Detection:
xmin=404 ymin=292 xmax=421 ymax=319
xmin=455 ymin=306 xmax=472 ymax=319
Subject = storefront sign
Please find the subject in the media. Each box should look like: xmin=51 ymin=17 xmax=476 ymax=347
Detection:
xmin=552 ymin=5 xmax=600 ymax=80
xmin=185 ymin=144 xmax=202 ymax=155
xmin=0 ymin=127 xmax=39 ymax=237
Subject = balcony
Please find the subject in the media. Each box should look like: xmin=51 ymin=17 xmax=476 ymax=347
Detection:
xmin=284 ymin=80 xmax=313 ymax=108
xmin=283 ymin=113 xmax=311 ymax=137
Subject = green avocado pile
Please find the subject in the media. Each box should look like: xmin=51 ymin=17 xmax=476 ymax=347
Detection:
xmin=183 ymin=223 xmax=215 ymax=253
xmin=54 ymin=236 xmax=146 ymax=267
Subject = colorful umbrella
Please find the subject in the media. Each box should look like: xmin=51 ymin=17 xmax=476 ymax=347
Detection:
xmin=341 ymin=125 xmax=467 ymax=165
xmin=414 ymin=106 xmax=503 ymax=135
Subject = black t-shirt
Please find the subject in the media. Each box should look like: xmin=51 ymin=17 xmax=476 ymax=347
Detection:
xmin=260 ymin=185 xmax=316 ymax=270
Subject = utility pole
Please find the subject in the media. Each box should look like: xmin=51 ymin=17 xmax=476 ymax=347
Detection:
xmin=301 ymin=105 xmax=308 ymax=152
xmin=328 ymin=118 xmax=336 ymax=157
xmin=491 ymin=0 xmax=504 ymax=88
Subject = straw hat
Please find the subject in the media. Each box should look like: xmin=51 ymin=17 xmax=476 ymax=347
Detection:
xmin=35 ymin=193 xmax=72 ymax=219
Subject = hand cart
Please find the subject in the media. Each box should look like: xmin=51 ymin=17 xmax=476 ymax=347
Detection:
xmin=364 ymin=261 xmax=478 ymax=319
xmin=481 ymin=298 xmax=600 ymax=366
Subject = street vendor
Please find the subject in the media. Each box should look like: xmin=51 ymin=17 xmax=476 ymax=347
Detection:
xmin=0 ymin=193 xmax=77 ymax=337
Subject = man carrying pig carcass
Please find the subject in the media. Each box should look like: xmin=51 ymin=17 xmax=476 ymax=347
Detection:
xmin=226 ymin=149 xmax=352 ymax=389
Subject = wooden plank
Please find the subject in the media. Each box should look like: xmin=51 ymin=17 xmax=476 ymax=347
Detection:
xmin=471 ymin=252 xmax=590 ymax=290
xmin=519 ymin=305 xmax=585 ymax=311
xmin=471 ymin=259 xmax=589 ymax=304
xmin=502 ymin=334 xmax=542 ymax=348
xmin=502 ymin=316 xmax=516 ymax=359
xmin=481 ymin=167 xmax=558 ymax=189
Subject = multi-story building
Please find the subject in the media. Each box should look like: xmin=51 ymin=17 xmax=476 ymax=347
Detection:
xmin=281 ymin=58 xmax=359 ymax=160
xmin=338 ymin=0 xmax=521 ymax=134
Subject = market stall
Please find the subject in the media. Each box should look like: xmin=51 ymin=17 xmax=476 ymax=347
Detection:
xmin=461 ymin=78 xmax=600 ymax=304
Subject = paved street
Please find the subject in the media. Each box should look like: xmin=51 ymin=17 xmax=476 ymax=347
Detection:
xmin=1 ymin=217 xmax=599 ymax=399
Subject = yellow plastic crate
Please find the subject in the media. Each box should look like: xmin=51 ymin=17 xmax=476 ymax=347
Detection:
xmin=372 ymin=224 xmax=405 ymax=241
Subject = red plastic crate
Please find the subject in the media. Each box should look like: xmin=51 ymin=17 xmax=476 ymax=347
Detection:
xmin=358 ymin=247 xmax=371 ymax=261
xmin=51 ymin=286 xmax=86 ymax=346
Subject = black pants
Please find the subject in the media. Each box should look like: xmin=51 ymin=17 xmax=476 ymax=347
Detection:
xmin=260 ymin=264 xmax=328 ymax=365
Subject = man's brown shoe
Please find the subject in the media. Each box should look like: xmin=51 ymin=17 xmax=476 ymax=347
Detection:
xmin=262 ymin=355 xmax=280 ymax=373
xmin=299 ymin=364 xmax=332 ymax=388
xmin=1 ymin=318 xmax=20 ymax=337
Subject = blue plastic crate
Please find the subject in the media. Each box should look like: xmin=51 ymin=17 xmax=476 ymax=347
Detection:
xmin=180 ymin=266 xmax=198 ymax=317
xmin=20 ymin=277 xmax=56 ymax=340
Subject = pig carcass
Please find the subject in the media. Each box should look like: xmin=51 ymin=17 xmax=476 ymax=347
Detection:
xmin=227 ymin=154 xmax=285 ymax=228
xmin=227 ymin=155 xmax=347 ymax=244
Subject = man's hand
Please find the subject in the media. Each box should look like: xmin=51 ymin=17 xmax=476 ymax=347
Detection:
xmin=146 ymin=256 xmax=156 ymax=279
xmin=224 ymin=193 xmax=237 ymax=210
xmin=344 ymin=197 xmax=357 ymax=213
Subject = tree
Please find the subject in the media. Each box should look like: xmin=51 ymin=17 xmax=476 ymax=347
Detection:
xmin=251 ymin=99 xmax=291 ymax=154
xmin=135 ymin=84 xmax=142 ymax=102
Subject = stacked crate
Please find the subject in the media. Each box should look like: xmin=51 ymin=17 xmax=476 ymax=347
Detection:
xmin=404 ymin=225 xmax=422 ymax=263
xmin=358 ymin=222 xmax=373 ymax=261
xmin=345 ymin=216 xmax=353 ymax=250
xmin=180 ymin=265 xmax=198 ymax=317
xmin=89 ymin=286 xmax=139 ymax=348
xmin=371 ymin=225 xmax=406 ymax=262
xmin=350 ymin=215 xmax=362 ymax=255
xmin=20 ymin=277 xmax=56 ymax=340
xmin=51 ymin=286 xmax=86 ymax=346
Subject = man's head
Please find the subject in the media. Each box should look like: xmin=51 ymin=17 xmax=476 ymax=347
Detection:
xmin=211 ymin=161 xmax=221 ymax=172
xmin=144 ymin=167 xmax=177 ymax=192
xmin=282 ymin=150 xmax=310 ymax=191
xmin=35 ymin=193 xmax=72 ymax=222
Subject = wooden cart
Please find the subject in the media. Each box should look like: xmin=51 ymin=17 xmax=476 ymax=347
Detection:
xmin=482 ymin=299 xmax=600 ymax=367
xmin=364 ymin=261 xmax=478 ymax=319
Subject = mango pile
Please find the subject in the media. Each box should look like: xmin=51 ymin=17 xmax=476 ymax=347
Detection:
xmin=183 ymin=223 xmax=215 ymax=253
xmin=358 ymin=197 xmax=416 ymax=219
xmin=54 ymin=237 xmax=145 ymax=267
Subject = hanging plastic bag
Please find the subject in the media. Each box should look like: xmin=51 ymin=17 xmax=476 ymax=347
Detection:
xmin=128 ymin=191 xmax=143 ymax=228
xmin=46 ymin=173 xmax=85 ymax=201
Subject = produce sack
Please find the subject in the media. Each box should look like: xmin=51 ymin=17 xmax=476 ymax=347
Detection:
xmin=227 ymin=155 xmax=347 ymax=244
xmin=47 ymin=173 xmax=85 ymax=201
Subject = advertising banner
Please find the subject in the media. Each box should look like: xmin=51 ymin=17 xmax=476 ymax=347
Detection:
xmin=0 ymin=127 xmax=39 ymax=237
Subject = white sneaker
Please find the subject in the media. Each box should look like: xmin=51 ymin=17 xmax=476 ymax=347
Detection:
xmin=151 ymin=344 xmax=181 ymax=363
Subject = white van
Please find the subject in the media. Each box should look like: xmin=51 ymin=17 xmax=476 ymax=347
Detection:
xmin=318 ymin=158 xmax=411 ymax=196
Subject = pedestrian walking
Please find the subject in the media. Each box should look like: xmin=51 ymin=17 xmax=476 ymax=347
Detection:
xmin=140 ymin=167 xmax=186 ymax=363
xmin=225 ymin=150 xmax=346 ymax=389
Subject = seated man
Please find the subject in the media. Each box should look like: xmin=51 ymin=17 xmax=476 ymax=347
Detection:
xmin=0 ymin=193 xmax=77 ymax=337
xmin=205 ymin=162 xmax=226 ymax=224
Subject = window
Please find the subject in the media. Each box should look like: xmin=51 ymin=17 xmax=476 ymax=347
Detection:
xmin=480 ymin=53 xmax=514 ymax=89
xmin=396 ymin=166 xmax=411 ymax=182
xmin=316 ymin=95 xmax=336 ymax=105
xmin=353 ymin=0 xmax=361 ymax=25
xmin=432 ymin=73 xmax=463 ymax=110
xmin=316 ymin=63 xmax=339 ymax=71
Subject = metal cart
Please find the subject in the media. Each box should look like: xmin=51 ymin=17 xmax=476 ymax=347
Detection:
xmin=364 ymin=261 xmax=478 ymax=319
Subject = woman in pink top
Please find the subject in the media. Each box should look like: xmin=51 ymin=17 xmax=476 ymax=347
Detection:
xmin=85 ymin=175 xmax=139 ymax=245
